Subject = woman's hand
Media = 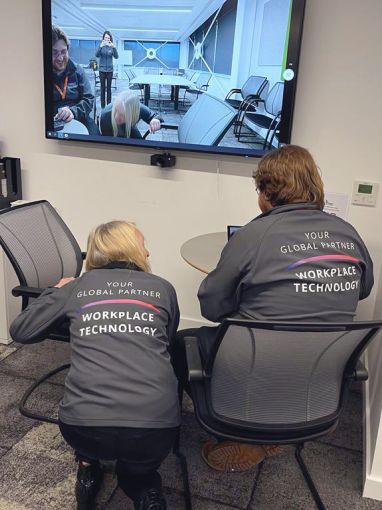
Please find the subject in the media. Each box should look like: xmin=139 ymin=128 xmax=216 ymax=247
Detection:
xmin=54 ymin=277 xmax=75 ymax=288
xmin=149 ymin=118 xmax=161 ymax=133
xmin=55 ymin=107 xmax=74 ymax=123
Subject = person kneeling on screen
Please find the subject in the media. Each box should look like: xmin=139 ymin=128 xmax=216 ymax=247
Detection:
xmin=173 ymin=144 xmax=374 ymax=473
xmin=100 ymin=90 xmax=162 ymax=138
xmin=10 ymin=221 xmax=180 ymax=510
xmin=52 ymin=25 xmax=99 ymax=136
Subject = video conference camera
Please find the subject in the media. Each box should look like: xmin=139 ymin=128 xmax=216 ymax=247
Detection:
xmin=150 ymin=153 xmax=176 ymax=168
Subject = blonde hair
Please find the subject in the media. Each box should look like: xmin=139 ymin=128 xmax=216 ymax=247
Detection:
xmin=111 ymin=91 xmax=140 ymax=137
xmin=85 ymin=221 xmax=150 ymax=272
xmin=253 ymin=145 xmax=325 ymax=209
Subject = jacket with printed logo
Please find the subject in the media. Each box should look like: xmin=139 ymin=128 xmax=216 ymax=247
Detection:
xmin=10 ymin=263 xmax=180 ymax=428
xmin=198 ymin=204 xmax=374 ymax=323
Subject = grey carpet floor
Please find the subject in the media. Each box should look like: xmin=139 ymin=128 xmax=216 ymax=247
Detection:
xmin=0 ymin=341 xmax=381 ymax=510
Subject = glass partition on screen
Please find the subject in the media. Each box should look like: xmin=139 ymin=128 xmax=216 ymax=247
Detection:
xmin=42 ymin=0 xmax=306 ymax=157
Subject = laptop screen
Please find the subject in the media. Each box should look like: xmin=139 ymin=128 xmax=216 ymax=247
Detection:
xmin=227 ymin=225 xmax=242 ymax=240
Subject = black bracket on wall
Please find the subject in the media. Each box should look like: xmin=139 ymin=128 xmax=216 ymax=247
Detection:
xmin=150 ymin=152 xmax=176 ymax=168
xmin=0 ymin=157 xmax=22 ymax=209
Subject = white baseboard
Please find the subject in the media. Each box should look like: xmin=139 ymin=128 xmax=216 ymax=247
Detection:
xmin=363 ymin=477 xmax=382 ymax=501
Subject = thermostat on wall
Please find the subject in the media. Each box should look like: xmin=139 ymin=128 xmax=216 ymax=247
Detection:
xmin=352 ymin=180 xmax=378 ymax=206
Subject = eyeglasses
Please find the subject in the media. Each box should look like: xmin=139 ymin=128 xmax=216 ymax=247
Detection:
xmin=53 ymin=49 xmax=68 ymax=58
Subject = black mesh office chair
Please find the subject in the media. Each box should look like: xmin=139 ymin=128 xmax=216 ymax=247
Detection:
xmin=236 ymin=81 xmax=284 ymax=149
xmin=0 ymin=200 xmax=84 ymax=423
xmin=0 ymin=200 xmax=192 ymax=509
xmin=185 ymin=318 xmax=382 ymax=510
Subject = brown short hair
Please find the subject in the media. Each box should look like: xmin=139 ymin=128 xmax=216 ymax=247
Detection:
xmin=52 ymin=25 xmax=70 ymax=48
xmin=253 ymin=145 xmax=325 ymax=209
xmin=85 ymin=221 xmax=150 ymax=272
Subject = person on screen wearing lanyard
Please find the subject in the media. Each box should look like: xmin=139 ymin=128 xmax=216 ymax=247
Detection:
xmin=52 ymin=25 xmax=100 ymax=135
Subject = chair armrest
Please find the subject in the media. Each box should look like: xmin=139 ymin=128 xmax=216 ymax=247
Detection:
xmin=12 ymin=285 xmax=44 ymax=298
xmin=244 ymin=93 xmax=262 ymax=103
xmin=352 ymin=360 xmax=368 ymax=381
xmin=160 ymin=123 xmax=178 ymax=131
xmin=225 ymin=88 xmax=241 ymax=100
xmin=143 ymin=123 xmax=178 ymax=139
xmin=241 ymin=96 xmax=265 ymax=115
xmin=185 ymin=336 xmax=204 ymax=381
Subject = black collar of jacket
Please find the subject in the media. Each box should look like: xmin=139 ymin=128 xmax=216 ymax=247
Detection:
xmin=254 ymin=202 xmax=321 ymax=221
xmin=94 ymin=261 xmax=143 ymax=271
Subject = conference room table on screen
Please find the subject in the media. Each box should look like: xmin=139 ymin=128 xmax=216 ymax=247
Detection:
xmin=180 ymin=232 xmax=226 ymax=274
xmin=130 ymin=75 xmax=195 ymax=110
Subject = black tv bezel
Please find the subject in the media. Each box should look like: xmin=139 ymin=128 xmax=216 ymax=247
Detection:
xmin=42 ymin=0 xmax=306 ymax=158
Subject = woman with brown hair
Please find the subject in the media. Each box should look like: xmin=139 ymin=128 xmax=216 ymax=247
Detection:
xmin=10 ymin=221 xmax=179 ymax=510
xmin=174 ymin=144 xmax=374 ymax=472
xmin=95 ymin=31 xmax=119 ymax=108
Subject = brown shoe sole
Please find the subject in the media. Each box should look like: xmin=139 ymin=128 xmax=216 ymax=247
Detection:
xmin=201 ymin=440 xmax=267 ymax=472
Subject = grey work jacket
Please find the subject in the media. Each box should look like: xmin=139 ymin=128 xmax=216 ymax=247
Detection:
xmin=10 ymin=263 xmax=180 ymax=428
xmin=198 ymin=203 xmax=374 ymax=323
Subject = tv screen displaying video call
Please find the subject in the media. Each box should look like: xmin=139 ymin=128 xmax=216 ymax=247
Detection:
xmin=42 ymin=0 xmax=306 ymax=157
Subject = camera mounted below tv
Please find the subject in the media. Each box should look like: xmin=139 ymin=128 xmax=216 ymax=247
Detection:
xmin=150 ymin=153 xmax=176 ymax=168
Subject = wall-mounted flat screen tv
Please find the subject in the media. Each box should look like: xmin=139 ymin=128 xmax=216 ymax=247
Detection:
xmin=42 ymin=0 xmax=306 ymax=157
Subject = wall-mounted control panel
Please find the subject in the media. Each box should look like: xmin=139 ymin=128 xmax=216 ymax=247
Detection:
xmin=352 ymin=181 xmax=378 ymax=207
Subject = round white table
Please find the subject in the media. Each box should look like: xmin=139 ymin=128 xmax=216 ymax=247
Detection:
xmin=180 ymin=232 xmax=226 ymax=274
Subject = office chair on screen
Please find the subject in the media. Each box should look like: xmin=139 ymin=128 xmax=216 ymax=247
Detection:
xmin=224 ymin=75 xmax=269 ymax=135
xmin=185 ymin=318 xmax=382 ymax=510
xmin=236 ymin=81 xmax=284 ymax=149
xmin=144 ymin=92 xmax=236 ymax=146
xmin=182 ymin=73 xmax=212 ymax=105
xmin=0 ymin=200 xmax=84 ymax=424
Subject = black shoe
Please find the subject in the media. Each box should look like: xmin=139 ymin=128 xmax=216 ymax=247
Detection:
xmin=136 ymin=489 xmax=167 ymax=510
xmin=75 ymin=461 xmax=103 ymax=510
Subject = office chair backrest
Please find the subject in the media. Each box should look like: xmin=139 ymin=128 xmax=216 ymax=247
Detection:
xmin=264 ymin=81 xmax=284 ymax=116
xmin=0 ymin=200 xmax=83 ymax=289
xmin=241 ymin=75 xmax=269 ymax=100
xmin=195 ymin=73 xmax=211 ymax=89
xmin=208 ymin=320 xmax=381 ymax=426
xmin=178 ymin=93 xmax=236 ymax=145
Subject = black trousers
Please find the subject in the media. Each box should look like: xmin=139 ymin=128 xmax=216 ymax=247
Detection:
xmin=59 ymin=421 xmax=178 ymax=502
xmin=172 ymin=326 xmax=218 ymax=394
xmin=99 ymin=71 xmax=113 ymax=108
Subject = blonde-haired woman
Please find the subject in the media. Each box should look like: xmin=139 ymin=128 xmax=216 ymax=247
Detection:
xmin=100 ymin=90 xmax=162 ymax=138
xmin=10 ymin=221 xmax=179 ymax=510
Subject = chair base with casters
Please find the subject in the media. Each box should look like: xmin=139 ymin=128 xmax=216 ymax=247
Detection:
xmin=184 ymin=319 xmax=382 ymax=510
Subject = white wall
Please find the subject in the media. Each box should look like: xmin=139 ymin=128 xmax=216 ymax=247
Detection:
xmin=1 ymin=0 xmax=382 ymax=496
